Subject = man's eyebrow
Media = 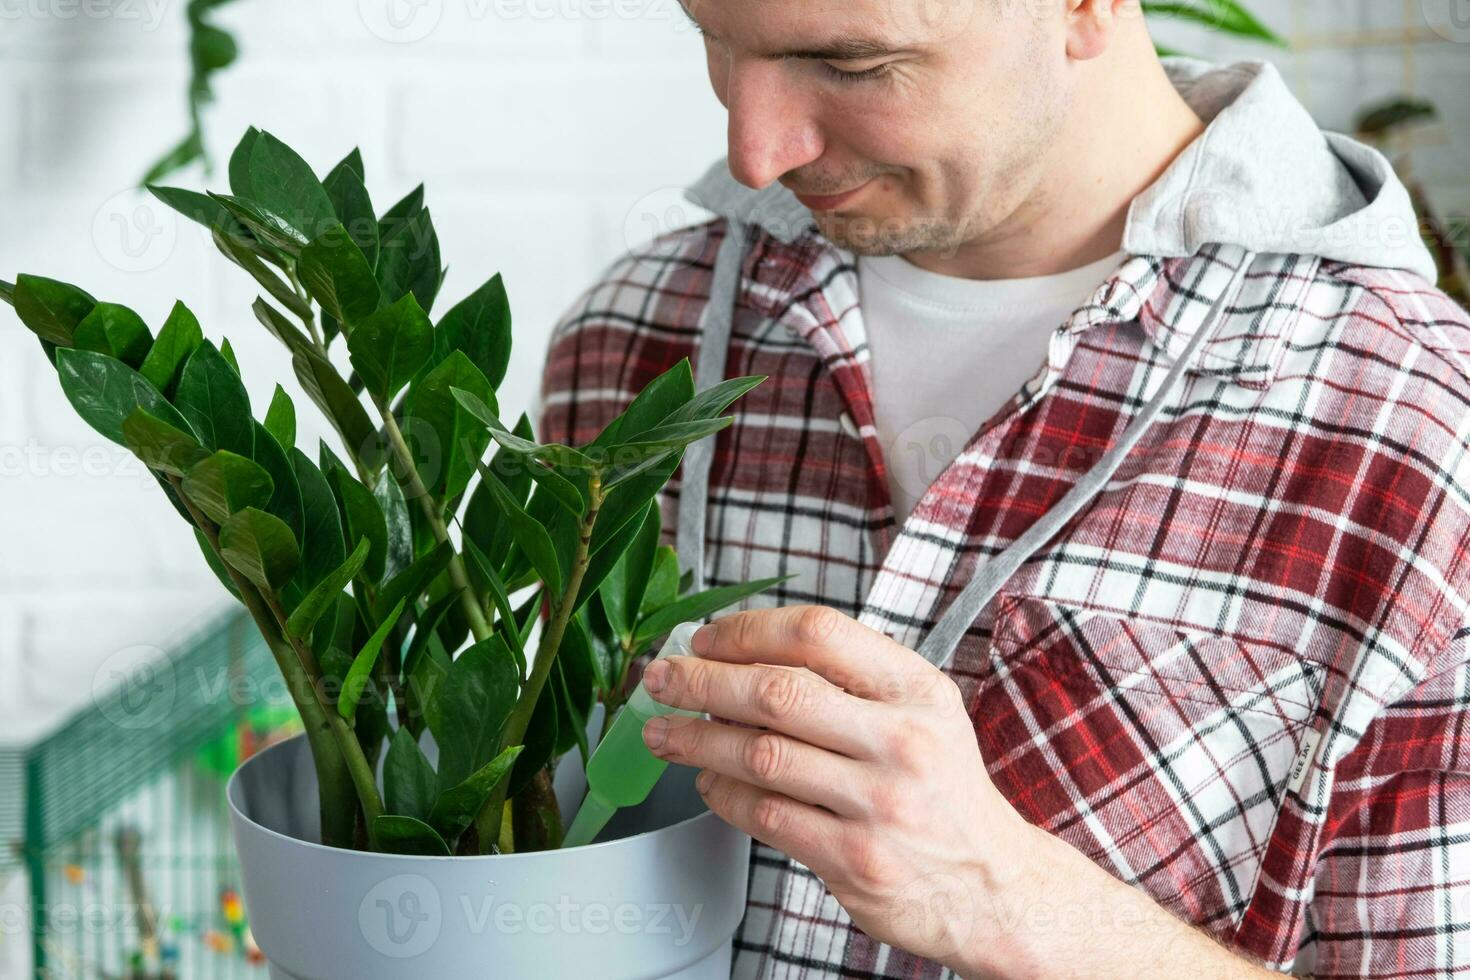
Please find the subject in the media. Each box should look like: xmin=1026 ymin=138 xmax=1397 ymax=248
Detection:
xmin=676 ymin=2 xmax=905 ymax=60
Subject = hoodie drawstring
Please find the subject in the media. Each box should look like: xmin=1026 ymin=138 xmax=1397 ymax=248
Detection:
xmin=675 ymin=218 xmax=747 ymax=594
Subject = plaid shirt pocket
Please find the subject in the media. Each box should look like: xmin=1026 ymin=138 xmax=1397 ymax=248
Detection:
xmin=976 ymin=591 xmax=1326 ymax=938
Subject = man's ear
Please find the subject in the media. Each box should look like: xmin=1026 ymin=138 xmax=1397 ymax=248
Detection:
xmin=1065 ymin=0 xmax=1131 ymax=60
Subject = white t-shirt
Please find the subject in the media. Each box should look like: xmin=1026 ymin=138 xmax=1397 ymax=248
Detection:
xmin=857 ymin=250 xmax=1126 ymax=524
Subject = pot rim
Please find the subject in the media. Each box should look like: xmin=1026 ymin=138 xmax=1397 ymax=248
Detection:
xmin=227 ymin=733 xmax=724 ymax=862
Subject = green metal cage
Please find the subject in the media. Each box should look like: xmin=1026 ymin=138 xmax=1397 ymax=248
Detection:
xmin=1 ymin=610 xmax=301 ymax=979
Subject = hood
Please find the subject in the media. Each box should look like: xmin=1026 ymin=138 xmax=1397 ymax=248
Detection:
xmin=683 ymin=58 xmax=1436 ymax=281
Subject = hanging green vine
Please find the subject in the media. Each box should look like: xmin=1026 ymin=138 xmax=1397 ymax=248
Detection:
xmin=140 ymin=0 xmax=244 ymax=186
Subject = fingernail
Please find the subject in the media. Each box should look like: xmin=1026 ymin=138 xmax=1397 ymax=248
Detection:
xmin=642 ymin=716 xmax=669 ymax=750
xmin=696 ymin=770 xmax=714 ymax=793
xmin=643 ymin=660 xmax=668 ymax=693
xmin=692 ymin=624 xmax=714 ymax=654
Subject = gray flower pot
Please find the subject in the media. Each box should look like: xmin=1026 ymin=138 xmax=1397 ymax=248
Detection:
xmin=226 ymin=732 xmax=751 ymax=979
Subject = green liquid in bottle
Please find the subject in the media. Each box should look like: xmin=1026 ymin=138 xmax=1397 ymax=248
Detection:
xmin=562 ymin=623 xmax=702 ymax=848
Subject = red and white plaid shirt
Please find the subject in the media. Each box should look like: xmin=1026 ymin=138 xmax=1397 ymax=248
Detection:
xmin=539 ymin=216 xmax=1470 ymax=977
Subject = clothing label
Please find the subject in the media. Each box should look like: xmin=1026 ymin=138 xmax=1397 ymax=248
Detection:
xmin=1287 ymin=725 xmax=1323 ymax=797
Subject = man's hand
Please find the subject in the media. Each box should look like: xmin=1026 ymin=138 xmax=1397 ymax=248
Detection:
xmin=638 ymin=604 xmax=1028 ymax=968
xmin=638 ymin=605 xmax=1281 ymax=980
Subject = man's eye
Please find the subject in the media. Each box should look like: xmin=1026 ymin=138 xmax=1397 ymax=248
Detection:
xmin=820 ymin=62 xmax=892 ymax=83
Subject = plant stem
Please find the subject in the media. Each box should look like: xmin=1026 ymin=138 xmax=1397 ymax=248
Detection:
xmin=285 ymin=265 xmax=325 ymax=348
xmin=371 ymin=393 xmax=494 ymax=644
xmin=262 ymin=592 xmax=386 ymax=838
xmin=169 ymin=476 xmax=360 ymax=847
xmin=476 ymin=475 xmax=605 ymax=851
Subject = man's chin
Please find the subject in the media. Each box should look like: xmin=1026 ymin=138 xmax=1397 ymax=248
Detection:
xmin=811 ymin=212 xmax=960 ymax=258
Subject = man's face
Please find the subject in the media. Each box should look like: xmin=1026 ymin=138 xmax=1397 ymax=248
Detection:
xmin=684 ymin=0 xmax=1070 ymax=259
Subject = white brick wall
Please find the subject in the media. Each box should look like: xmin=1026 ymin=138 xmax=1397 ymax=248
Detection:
xmin=0 ymin=0 xmax=1465 ymax=745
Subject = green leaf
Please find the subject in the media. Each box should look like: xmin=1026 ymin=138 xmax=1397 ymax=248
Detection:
xmin=14 ymin=275 xmax=96 ymax=346
xmin=374 ymin=468 xmax=414 ymax=584
xmin=219 ymin=507 xmax=300 ymax=591
xmin=252 ymin=298 xmax=314 ymax=361
xmin=437 ymin=273 xmax=512 ymax=388
xmin=479 ymin=467 xmax=562 ymax=596
xmin=600 ymin=503 xmax=660 ymax=642
xmin=286 ymin=538 xmax=371 ymax=639
xmin=72 ymin=302 xmax=152 ymax=368
xmin=139 ymin=301 xmax=203 ymax=395
xmin=182 ymin=451 xmax=274 ymax=525
xmin=450 ymin=387 xmax=598 ymax=470
xmin=324 ymin=156 xmax=379 ymax=271
xmin=663 ymin=374 xmax=765 ymax=426
xmin=402 ymin=591 xmax=460 ymax=681
xmin=300 ymin=225 xmax=381 ymax=327
xmin=339 ymin=598 xmax=406 ymax=724
xmin=147 ymin=185 xmax=257 ymax=250
xmin=1142 ymin=0 xmax=1286 ymax=44
xmin=252 ymin=423 xmax=306 ymax=560
xmin=288 ymin=448 xmax=347 ymax=598
xmin=384 ymin=726 xmax=438 ymax=823
xmin=209 ymin=192 xmax=311 ymax=253
xmin=228 ymin=127 xmax=262 ymax=199
xmin=642 ymin=545 xmax=679 ymax=617
xmin=245 ymin=130 xmax=340 ymax=243
xmin=329 ymin=469 xmax=388 ymax=584
xmin=633 ymin=576 xmax=791 ymax=649
xmin=376 ymin=206 xmax=442 ymax=314
xmin=291 ymin=349 xmax=382 ymax=468
xmin=405 ymin=636 xmax=449 ymax=742
xmin=427 ymin=635 xmax=521 ymax=792
xmin=405 ymin=351 xmax=495 ymax=500
xmin=427 ymin=744 xmax=523 ymax=844
xmin=603 ymin=418 xmax=732 ymax=486
xmin=461 ymin=536 xmax=528 ymax=673
xmin=212 ymin=227 xmax=313 ymax=322
xmin=573 ymin=500 xmax=658 ymax=613
xmin=53 ymin=347 xmax=191 ymax=446
xmin=331 ymin=146 xmax=365 ymax=181
xmin=376 ymin=540 xmax=454 ymax=619
xmin=122 ymin=408 xmax=209 ymax=478
xmin=264 ymin=385 xmax=296 ymax=450
xmin=524 ymin=459 xmax=586 ymax=518
xmin=347 ymin=293 xmax=434 ymax=401
xmin=175 ymin=341 xmax=254 ymax=457
xmin=379 ymin=184 xmax=424 ymax=238
xmin=373 ymin=815 xmax=450 ymax=857
xmin=0 ymin=279 xmax=13 ymax=305
xmin=597 ymin=358 xmax=693 ymax=446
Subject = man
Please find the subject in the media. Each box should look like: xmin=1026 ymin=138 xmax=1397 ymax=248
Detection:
xmin=538 ymin=0 xmax=1470 ymax=976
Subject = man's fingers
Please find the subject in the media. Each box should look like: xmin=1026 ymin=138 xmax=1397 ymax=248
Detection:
xmin=693 ymin=605 xmax=941 ymax=704
xmin=647 ymin=715 xmax=876 ymax=818
xmin=695 ymin=770 xmax=855 ymax=882
xmin=649 ymin=655 xmax=886 ymax=759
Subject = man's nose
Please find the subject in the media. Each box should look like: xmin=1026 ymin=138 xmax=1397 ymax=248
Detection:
xmin=724 ymin=62 xmax=823 ymax=190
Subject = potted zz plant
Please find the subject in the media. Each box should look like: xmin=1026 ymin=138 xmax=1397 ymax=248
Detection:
xmin=1 ymin=127 xmax=785 ymax=979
